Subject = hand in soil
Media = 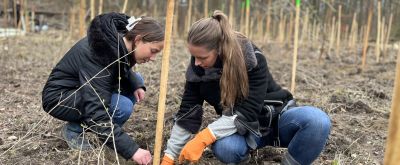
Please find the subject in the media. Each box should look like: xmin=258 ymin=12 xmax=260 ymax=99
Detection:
xmin=134 ymin=88 xmax=146 ymax=103
xmin=132 ymin=148 xmax=152 ymax=165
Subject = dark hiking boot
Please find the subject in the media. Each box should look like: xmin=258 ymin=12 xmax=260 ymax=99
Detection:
xmin=61 ymin=122 xmax=92 ymax=150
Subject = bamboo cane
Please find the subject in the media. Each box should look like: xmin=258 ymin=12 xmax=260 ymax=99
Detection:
xmin=98 ymin=0 xmax=103 ymax=14
xmin=336 ymin=5 xmax=341 ymax=58
xmin=383 ymin=44 xmax=400 ymax=165
xmin=361 ymin=5 xmax=373 ymax=71
xmin=121 ymin=0 xmax=128 ymax=13
xmin=90 ymin=0 xmax=95 ymax=20
xmin=153 ymin=0 xmax=174 ymax=164
xmin=384 ymin=14 xmax=393 ymax=56
xmin=290 ymin=0 xmax=300 ymax=94
xmin=376 ymin=0 xmax=382 ymax=62
xmin=79 ymin=0 xmax=86 ymax=38
xmin=245 ymin=0 xmax=250 ymax=36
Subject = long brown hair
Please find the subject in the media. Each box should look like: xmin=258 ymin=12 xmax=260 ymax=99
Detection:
xmin=188 ymin=10 xmax=249 ymax=108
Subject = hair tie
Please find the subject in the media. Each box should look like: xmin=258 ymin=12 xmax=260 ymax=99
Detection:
xmin=126 ymin=16 xmax=142 ymax=31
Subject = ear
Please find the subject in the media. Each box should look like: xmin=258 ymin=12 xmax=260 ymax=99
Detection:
xmin=134 ymin=35 xmax=142 ymax=45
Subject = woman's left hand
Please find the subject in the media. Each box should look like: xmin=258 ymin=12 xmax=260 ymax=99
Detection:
xmin=134 ymin=88 xmax=146 ymax=103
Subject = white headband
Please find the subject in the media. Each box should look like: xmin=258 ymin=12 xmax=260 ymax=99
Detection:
xmin=126 ymin=16 xmax=142 ymax=31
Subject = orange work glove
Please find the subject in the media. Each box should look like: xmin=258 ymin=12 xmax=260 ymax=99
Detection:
xmin=161 ymin=154 xmax=174 ymax=165
xmin=178 ymin=128 xmax=216 ymax=164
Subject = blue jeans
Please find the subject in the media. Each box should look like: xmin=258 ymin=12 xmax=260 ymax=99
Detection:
xmin=212 ymin=106 xmax=331 ymax=164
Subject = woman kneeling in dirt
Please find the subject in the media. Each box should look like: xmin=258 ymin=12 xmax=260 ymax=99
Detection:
xmin=41 ymin=12 xmax=164 ymax=164
xmin=161 ymin=10 xmax=331 ymax=165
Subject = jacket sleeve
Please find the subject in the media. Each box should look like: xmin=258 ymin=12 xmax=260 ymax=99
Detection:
xmin=175 ymin=81 xmax=205 ymax=133
xmin=232 ymin=52 xmax=269 ymax=136
xmin=127 ymin=68 xmax=146 ymax=91
xmin=79 ymin=64 xmax=139 ymax=160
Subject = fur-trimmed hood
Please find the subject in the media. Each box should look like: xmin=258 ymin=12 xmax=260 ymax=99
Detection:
xmin=186 ymin=39 xmax=258 ymax=82
xmin=87 ymin=12 xmax=132 ymax=66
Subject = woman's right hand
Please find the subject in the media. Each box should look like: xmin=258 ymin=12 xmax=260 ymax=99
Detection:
xmin=132 ymin=148 xmax=152 ymax=165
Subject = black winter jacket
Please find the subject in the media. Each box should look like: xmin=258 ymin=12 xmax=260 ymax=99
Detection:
xmin=175 ymin=40 xmax=293 ymax=137
xmin=42 ymin=13 xmax=144 ymax=159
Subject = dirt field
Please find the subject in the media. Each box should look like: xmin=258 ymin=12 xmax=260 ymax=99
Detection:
xmin=0 ymin=31 xmax=395 ymax=164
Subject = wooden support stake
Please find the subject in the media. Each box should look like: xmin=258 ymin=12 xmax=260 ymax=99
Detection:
xmin=264 ymin=0 xmax=271 ymax=42
xmin=376 ymin=0 xmax=382 ymax=62
xmin=244 ymin=0 xmax=250 ymax=36
xmin=4 ymin=0 xmax=8 ymax=28
xmin=98 ymin=0 xmax=103 ymax=14
xmin=79 ymin=0 xmax=86 ymax=38
xmin=153 ymin=0 xmax=174 ymax=164
xmin=336 ymin=5 xmax=342 ymax=58
xmin=90 ymin=0 xmax=95 ymax=20
xmin=121 ymin=0 xmax=128 ymax=13
xmin=185 ymin=0 xmax=192 ymax=33
xmin=204 ymin=0 xmax=208 ymax=17
xmin=328 ymin=16 xmax=336 ymax=54
xmin=69 ymin=7 xmax=76 ymax=39
xmin=384 ymin=14 xmax=393 ymax=56
xmin=383 ymin=45 xmax=400 ymax=165
xmin=349 ymin=13 xmax=357 ymax=50
xmin=361 ymin=5 xmax=373 ymax=71
xmin=13 ymin=0 xmax=17 ymax=27
xmin=290 ymin=0 xmax=300 ymax=94
xmin=229 ymin=0 xmax=234 ymax=26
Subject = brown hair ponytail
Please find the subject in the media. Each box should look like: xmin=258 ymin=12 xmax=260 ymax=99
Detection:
xmin=188 ymin=10 xmax=249 ymax=108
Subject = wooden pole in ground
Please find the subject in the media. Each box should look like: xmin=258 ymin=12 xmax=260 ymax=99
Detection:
xmin=153 ymin=0 xmax=174 ymax=164
xmin=185 ymin=0 xmax=192 ymax=33
xmin=229 ymin=0 xmax=234 ymax=26
xmin=17 ymin=0 xmax=24 ymax=31
xmin=90 ymin=0 xmax=95 ymax=20
xmin=328 ymin=16 xmax=336 ymax=55
xmin=383 ymin=45 xmax=400 ymax=165
xmin=121 ymin=0 xmax=128 ymax=13
xmin=384 ymin=14 xmax=393 ymax=56
xmin=31 ymin=5 xmax=35 ymax=32
xmin=13 ymin=0 xmax=17 ymax=27
xmin=240 ymin=1 xmax=244 ymax=33
xmin=98 ymin=0 xmax=103 ymax=14
xmin=361 ymin=5 xmax=373 ymax=71
xmin=3 ymin=0 xmax=8 ymax=28
xmin=376 ymin=0 xmax=382 ymax=62
xmin=349 ymin=12 xmax=357 ymax=49
xmin=264 ymin=0 xmax=271 ymax=42
xmin=336 ymin=5 xmax=342 ymax=58
xmin=381 ymin=17 xmax=386 ymax=58
xmin=204 ymin=0 xmax=208 ymax=17
xmin=24 ymin=0 xmax=29 ymax=32
xmin=69 ymin=7 xmax=76 ymax=39
xmin=290 ymin=0 xmax=300 ymax=94
xmin=244 ymin=0 xmax=250 ymax=36
xmin=79 ymin=0 xmax=86 ymax=38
